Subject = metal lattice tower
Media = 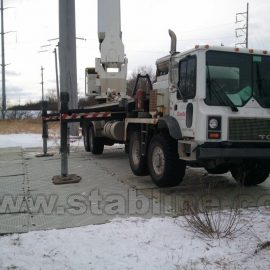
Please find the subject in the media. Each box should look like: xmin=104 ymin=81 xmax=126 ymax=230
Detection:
xmin=235 ymin=3 xmax=249 ymax=48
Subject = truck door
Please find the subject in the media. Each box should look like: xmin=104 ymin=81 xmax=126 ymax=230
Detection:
xmin=172 ymin=55 xmax=197 ymax=138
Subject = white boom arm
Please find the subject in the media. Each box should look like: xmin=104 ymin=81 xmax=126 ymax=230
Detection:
xmin=95 ymin=0 xmax=128 ymax=99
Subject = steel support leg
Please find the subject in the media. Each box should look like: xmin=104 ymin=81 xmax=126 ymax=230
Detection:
xmin=36 ymin=101 xmax=54 ymax=157
xmin=52 ymin=92 xmax=81 ymax=185
xmin=60 ymin=120 xmax=68 ymax=177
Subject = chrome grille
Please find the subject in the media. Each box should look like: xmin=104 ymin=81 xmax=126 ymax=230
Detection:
xmin=229 ymin=118 xmax=270 ymax=141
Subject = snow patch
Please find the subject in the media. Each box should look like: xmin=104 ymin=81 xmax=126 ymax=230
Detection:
xmin=0 ymin=208 xmax=269 ymax=270
xmin=0 ymin=133 xmax=125 ymax=150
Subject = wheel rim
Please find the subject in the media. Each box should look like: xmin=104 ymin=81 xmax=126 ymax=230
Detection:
xmin=132 ymin=140 xmax=140 ymax=166
xmin=152 ymin=145 xmax=165 ymax=176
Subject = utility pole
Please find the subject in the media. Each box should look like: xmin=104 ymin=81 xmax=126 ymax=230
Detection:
xmin=59 ymin=0 xmax=78 ymax=135
xmin=39 ymin=43 xmax=59 ymax=109
xmin=1 ymin=0 xmax=6 ymax=119
xmin=49 ymin=38 xmax=84 ymax=110
xmin=235 ymin=2 xmax=249 ymax=48
xmin=41 ymin=66 xmax=44 ymax=101
xmin=1 ymin=0 xmax=15 ymax=119
xmin=53 ymin=47 xmax=60 ymax=110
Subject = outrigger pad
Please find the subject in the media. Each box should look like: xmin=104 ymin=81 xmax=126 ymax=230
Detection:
xmin=36 ymin=153 xmax=55 ymax=158
xmin=52 ymin=174 xmax=81 ymax=185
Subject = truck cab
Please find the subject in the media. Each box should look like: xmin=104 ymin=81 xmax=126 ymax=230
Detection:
xmin=148 ymin=45 xmax=270 ymax=186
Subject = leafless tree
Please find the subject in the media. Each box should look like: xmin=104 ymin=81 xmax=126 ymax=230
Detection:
xmin=127 ymin=65 xmax=156 ymax=96
xmin=46 ymin=89 xmax=58 ymax=104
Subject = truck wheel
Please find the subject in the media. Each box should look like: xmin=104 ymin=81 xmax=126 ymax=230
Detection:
xmin=89 ymin=126 xmax=104 ymax=155
xmin=230 ymin=160 xmax=270 ymax=186
xmin=83 ymin=126 xmax=91 ymax=152
xmin=147 ymin=132 xmax=186 ymax=187
xmin=128 ymin=131 xmax=148 ymax=176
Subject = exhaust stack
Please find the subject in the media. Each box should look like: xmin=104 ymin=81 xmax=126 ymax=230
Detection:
xmin=169 ymin=29 xmax=177 ymax=55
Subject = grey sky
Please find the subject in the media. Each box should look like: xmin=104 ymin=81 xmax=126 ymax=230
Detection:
xmin=2 ymin=0 xmax=270 ymax=105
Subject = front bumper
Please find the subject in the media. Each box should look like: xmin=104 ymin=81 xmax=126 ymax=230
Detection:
xmin=197 ymin=142 xmax=270 ymax=160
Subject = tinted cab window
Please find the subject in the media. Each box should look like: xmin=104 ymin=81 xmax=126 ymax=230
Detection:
xmin=178 ymin=56 xmax=197 ymax=99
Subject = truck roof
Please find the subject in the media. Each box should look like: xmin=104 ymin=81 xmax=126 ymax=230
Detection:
xmin=156 ymin=45 xmax=269 ymax=76
xmin=177 ymin=45 xmax=269 ymax=57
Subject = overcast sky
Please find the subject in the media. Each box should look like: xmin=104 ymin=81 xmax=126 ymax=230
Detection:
xmin=3 ymin=0 xmax=270 ymax=105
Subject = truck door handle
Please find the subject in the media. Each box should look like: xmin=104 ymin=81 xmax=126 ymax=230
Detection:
xmin=174 ymin=104 xmax=178 ymax=111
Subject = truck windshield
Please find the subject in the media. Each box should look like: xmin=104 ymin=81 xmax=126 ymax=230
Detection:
xmin=205 ymin=51 xmax=270 ymax=108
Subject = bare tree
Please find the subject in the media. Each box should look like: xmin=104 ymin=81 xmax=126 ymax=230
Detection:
xmin=46 ymin=89 xmax=58 ymax=103
xmin=127 ymin=66 xmax=156 ymax=96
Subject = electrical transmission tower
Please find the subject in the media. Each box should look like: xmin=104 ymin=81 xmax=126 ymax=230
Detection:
xmin=235 ymin=2 xmax=249 ymax=48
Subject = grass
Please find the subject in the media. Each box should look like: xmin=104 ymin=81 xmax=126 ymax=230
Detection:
xmin=0 ymin=119 xmax=59 ymax=134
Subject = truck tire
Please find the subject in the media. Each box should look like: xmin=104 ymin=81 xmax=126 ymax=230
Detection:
xmin=147 ymin=132 xmax=186 ymax=187
xmin=83 ymin=126 xmax=91 ymax=152
xmin=128 ymin=131 xmax=148 ymax=176
xmin=230 ymin=160 xmax=270 ymax=186
xmin=89 ymin=126 xmax=104 ymax=155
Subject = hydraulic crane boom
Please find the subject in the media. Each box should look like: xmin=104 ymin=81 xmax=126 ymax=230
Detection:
xmin=86 ymin=0 xmax=128 ymax=101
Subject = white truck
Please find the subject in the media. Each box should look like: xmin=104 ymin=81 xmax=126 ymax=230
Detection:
xmin=83 ymin=0 xmax=270 ymax=187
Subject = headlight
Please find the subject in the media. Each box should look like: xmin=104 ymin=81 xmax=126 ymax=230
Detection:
xmin=208 ymin=116 xmax=221 ymax=140
xmin=209 ymin=118 xmax=219 ymax=129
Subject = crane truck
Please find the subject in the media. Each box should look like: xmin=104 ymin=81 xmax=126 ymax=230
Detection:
xmin=81 ymin=0 xmax=270 ymax=188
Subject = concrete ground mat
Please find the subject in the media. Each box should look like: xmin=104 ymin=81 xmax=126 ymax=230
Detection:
xmin=0 ymin=146 xmax=270 ymax=234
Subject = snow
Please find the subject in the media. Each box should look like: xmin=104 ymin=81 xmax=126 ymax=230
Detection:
xmin=0 ymin=208 xmax=269 ymax=270
xmin=0 ymin=133 xmax=124 ymax=149
xmin=0 ymin=134 xmax=269 ymax=269
xmin=0 ymin=134 xmax=48 ymax=148
xmin=0 ymin=133 xmax=83 ymax=149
